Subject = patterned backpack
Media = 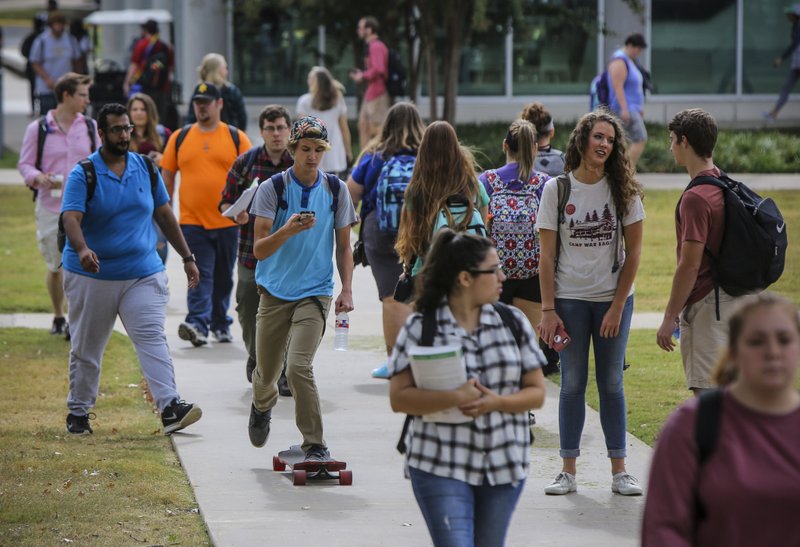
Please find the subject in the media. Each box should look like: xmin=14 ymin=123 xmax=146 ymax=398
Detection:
xmin=376 ymin=153 xmax=416 ymax=234
xmin=484 ymin=169 xmax=549 ymax=280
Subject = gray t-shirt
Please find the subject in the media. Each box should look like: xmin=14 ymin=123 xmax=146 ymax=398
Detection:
xmin=30 ymin=29 xmax=80 ymax=94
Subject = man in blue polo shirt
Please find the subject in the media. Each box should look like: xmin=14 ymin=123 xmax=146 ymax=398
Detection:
xmin=247 ymin=116 xmax=357 ymax=461
xmin=60 ymin=103 xmax=202 ymax=436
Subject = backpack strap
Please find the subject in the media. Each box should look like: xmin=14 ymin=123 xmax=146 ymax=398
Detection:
xmin=325 ymin=173 xmax=340 ymax=215
xmin=554 ymin=174 xmax=571 ymax=273
xmin=398 ymin=308 xmax=438 ymax=455
xmin=174 ymin=124 xmax=193 ymax=159
xmin=32 ymin=116 xmax=50 ymax=201
xmin=694 ymin=389 xmax=724 ymax=524
xmin=85 ymin=117 xmax=97 ymax=152
xmin=140 ymin=153 xmax=160 ymax=202
xmin=236 ymin=147 xmax=261 ymax=187
xmin=229 ymin=125 xmax=241 ymax=155
xmin=491 ymin=302 xmax=523 ymax=347
xmin=79 ymin=158 xmax=97 ymax=203
xmin=272 ymin=172 xmax=288 ymax=211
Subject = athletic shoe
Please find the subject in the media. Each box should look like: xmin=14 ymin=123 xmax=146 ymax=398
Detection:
xmin=371 ymin=362 xmax=390 ymax=379
xmin=246 ymin=356 xmax=256 ymax=383
xmin=51 ymin=316 xmax=67 ymax=336
xmin=303 ymin=444 xmax=331 ymax=462
xmin=64 ymin=323 xmax=71 ymax=342
xmin=66 ymin=412 xmax=95 ymax=435
xmin=277 ymin=373 xmax=292 ymax=397
xmin=762 ymin=111 xmax=776 ymax=123
xmin=611 ymin=472 xmax=643 ymax=496
xmin=178 ymin=322 xmax=207 ymax=347
xmin=248 ymin=404 xmax=271 ymax=447
xmin=161 ymin=399 xmax=202 ymax=435
xmin=544 ymin=472 xmax=577 ymax=495
xmin=541 ymin=362 xmax=560 ymax=377
xmin=212 ymin=329 xmax=233 ymax=343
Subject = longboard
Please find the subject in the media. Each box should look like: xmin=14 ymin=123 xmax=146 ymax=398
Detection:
xmin=273 ymin=445 xmax=353 ymax=486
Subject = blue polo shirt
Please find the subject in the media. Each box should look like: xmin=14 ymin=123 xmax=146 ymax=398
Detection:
xmin=250 ymin=168 xmax=357 ymax=301
xmin=61 ymin=150 xmax=170 ymax=280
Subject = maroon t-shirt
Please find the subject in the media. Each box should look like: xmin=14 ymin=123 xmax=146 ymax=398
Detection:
xmin=643 ymin=391 xmax=800 ymax=546
xmin=676 ymin=167 xmax=724 ymax=306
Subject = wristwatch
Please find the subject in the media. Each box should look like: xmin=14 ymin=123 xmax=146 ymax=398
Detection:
xmin=182 ymin=254 xmax=196 ymax=264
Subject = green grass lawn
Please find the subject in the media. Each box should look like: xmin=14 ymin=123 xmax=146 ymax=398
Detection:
xmin=0 ymin=328 xmax=209 ymax=546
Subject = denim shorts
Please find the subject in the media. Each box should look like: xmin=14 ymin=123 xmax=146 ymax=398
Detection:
xmin=623 ymin=111 xmax=648 ymax=144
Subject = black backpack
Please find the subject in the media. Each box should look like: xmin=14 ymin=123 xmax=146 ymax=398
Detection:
xmin=693 ymin=389 xmax=724 ymax=525
xmin=31 ymin=116 xmax=97 ymax=201
xmin=396 ymin=302 xmax=523 ymax=454
xmin=174 ymin=123 xmax=241 ymax=161
xmin=386 ymin=48 xmax=407 ymax=98
xmin=269 ymin=170 xmax=340 ymax=219
xmin=679 ymin=173 xmax=787 ymax=299
xmin=57 ymin=155 xmax=160 ymax=253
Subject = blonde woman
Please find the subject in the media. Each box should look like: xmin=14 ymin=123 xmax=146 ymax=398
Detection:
xmin=185 ymin=53 xmax=247 ymax=130
xmin=296 ymin=66 xmax=352 ymax=177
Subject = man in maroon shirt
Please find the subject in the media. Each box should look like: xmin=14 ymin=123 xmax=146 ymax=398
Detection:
xmin=349 ymin=16 xmax=389 ymax=148
xmin=656 ymin=108 xmax=745 ymax=395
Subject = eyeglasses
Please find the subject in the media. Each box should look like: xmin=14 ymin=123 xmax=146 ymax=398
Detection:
xmin=262 ymin=125 xmax=289 ymax=133
xmin=107 ymin=124 xmax=135 ymax=135
xmin=469 ymin=264 xmax=503 ymax=276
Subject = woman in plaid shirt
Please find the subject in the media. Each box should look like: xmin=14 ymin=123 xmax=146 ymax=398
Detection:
xmin=388 ymin=229 xmax=546 ymax=547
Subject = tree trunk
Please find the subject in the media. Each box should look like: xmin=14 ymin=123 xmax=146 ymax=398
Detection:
xmin=442 ymin=0 xmax=472 ymax=124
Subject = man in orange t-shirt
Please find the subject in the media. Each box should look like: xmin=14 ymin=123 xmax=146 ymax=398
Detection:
xmin=161 ymin=82 xmax=253 ymax=347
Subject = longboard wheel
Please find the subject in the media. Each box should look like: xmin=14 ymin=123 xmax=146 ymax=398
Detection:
xmin=272 ymin=456 xmax=286 ymax=471
xmin=293 ymin=470 xmax=307 ymax=486
xmin=339 ymin=470 xmax=353 ymax=486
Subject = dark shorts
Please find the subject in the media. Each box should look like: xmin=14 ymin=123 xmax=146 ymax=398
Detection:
xmin=362 ymin=213 xmax=404 ymax=300
xmin=499 ymin=275 xmax=541 ymax=305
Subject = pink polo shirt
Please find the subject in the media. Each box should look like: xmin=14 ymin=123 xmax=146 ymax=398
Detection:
xmin=362 ymin=38 xmax=388 ymax=101
xmin=17 ymin=111 xmax=99 ymax=214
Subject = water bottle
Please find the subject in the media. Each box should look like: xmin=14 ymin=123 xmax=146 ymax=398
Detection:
xmin=334 ymin=312 xmax=349 ymax=351
xmin=673 ymin=325 xmax=681 ymax=345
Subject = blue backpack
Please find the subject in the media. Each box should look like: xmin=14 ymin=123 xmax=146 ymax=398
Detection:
xmin=589 ymin=71 xmax=610 ymax=110
xmin=375 ymin=153 xmax=416 ymax=234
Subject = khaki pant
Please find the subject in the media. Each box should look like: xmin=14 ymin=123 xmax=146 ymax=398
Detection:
xmin=680 ymin=289 xmax=742 ymax=389
xmin=253 ymin=289 xmax=331 ymax=451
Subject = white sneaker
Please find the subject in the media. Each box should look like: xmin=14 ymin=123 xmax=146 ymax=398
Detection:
xmin=544 ymin=472 xmax=577 ymax=495
xmin=611 ymin=472 xmax=643 ymax=496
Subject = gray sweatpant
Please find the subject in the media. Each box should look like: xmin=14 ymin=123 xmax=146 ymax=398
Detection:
xmin=64 ymin=270 xmax=179 ymax=415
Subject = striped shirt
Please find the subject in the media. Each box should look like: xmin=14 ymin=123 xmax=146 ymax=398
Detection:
xmin=220 ymin=147 xmax=293 ymax=269
xmin=387 ymin=301 xmax=545 ymax=486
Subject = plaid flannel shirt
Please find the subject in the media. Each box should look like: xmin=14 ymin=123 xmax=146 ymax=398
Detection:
xmin=220 ymin=147 xmax=293 ymax=269
xmin=387 ymin=301 xmax=545 ymax=486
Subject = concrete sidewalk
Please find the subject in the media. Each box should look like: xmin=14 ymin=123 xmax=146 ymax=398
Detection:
xmin=2 ymin=252 xmax=653 ymax=547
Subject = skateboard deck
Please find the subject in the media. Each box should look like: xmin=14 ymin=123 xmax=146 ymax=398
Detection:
xmin=273 ymin=445 xmax=352 ymax=486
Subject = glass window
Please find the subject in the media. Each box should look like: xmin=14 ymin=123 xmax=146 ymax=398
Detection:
xmin=512 ymin=0 xmax=598 ymax=95
xmin=651 ymin=0 xmax=736 ymax=94
xmin=232 ymin=3 xmax=316 ymax=97
xmin=743 ymin=0 xmax=797 ymax=94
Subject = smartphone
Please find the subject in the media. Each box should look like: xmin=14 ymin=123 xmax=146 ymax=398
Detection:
xmin=296 ymin=210 xmax=316 ymax=222
xmin=551 ymin=326 xmax=572 ymax=352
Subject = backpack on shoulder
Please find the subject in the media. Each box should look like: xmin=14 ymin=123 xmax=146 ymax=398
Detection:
xmin=268 ymin=170 xmax=340 ymax=226
xmin=589 ymin=71 xmax=611 ymax=110
xmin=679 ymin=173 xmax=786 ymax=298
xmin=433 ymin=195 xmax=488 ymax=238
xmin=396 ymin=301 xmax=524 ymax=455
xmin=386 ymin=48 xmax=407 ymax=99
xmin=31 ymin=116 xmax=97 ymax=201
xmin=57 ymin=155 xmax=160 ymax=253
xmin=485 ymin=170 xmax=548 ymax=280
xmin=375 ymin=153 xmax=416 ymax=234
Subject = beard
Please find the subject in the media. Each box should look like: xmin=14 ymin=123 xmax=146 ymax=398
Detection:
xmin=105 ymin=140 xmax=130 ymax=156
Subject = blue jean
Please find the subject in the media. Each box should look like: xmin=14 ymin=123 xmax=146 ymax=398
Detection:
xmin=556 ymin=295 xmax=634 ymax=459
xmin=408 ymin=467 xmax=525 ymax=547
xmin=181 ymin=224 xmax=238 ymax=335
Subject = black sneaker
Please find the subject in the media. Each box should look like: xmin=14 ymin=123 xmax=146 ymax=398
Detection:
xmin=66 ymin=412 xmax=95 ymax=435
xmin=64 ymin=323 xmax=71 ymax=341
xmin=178 ymin=322 xmax=208 ymax=347
xmin=162 ymin=399 xmax=202 ymax=435
xmin=212 ymin=329 xmax=233 ymax=343
xmin=277 ymin=373 xmax=292 ymax=397
xmin=303 ymin=444 xmax=331 ymax=462
xmin=248 ymin=404 xmax=271 ymax=447
xmin=51 ymin=317 xmax=67 ymax=336
xmin=246 ymin=357 xmax=256 ymax=383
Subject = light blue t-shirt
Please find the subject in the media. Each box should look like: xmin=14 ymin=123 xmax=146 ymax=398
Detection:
xmin=608 ymin=49 xmax=644 ymax=114
xmin=29 ymin=29 xmax=80 ymax=95
xmin=250 ymin=168 xmax=357 ymax=301
xmin=61 ymin=150 xmax=170 ymax=280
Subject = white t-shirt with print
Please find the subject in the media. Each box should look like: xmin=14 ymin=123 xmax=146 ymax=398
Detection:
xmin=535 ymin=172 xmax=645 ymax=302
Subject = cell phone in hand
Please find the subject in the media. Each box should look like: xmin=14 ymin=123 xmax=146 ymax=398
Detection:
xmin=296 ymin=210 xmax=315 ymax=222
xmin=551 ymin=325 xmax=572 ymax=351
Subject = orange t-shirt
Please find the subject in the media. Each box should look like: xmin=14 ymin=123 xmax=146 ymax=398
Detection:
xmin=160 ymin=123 xmax=253 ymax=229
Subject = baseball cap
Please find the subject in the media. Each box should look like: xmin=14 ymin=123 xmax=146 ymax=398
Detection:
xmin=141 ymin=19 xmax=159 ymax=34
xmin=191 ymin=82 xmax=221 ymax=102
xmin=786 ymin=3 xmax=800 ymax=15
xmin=289 ymin=116 xmax=331 ymax=148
